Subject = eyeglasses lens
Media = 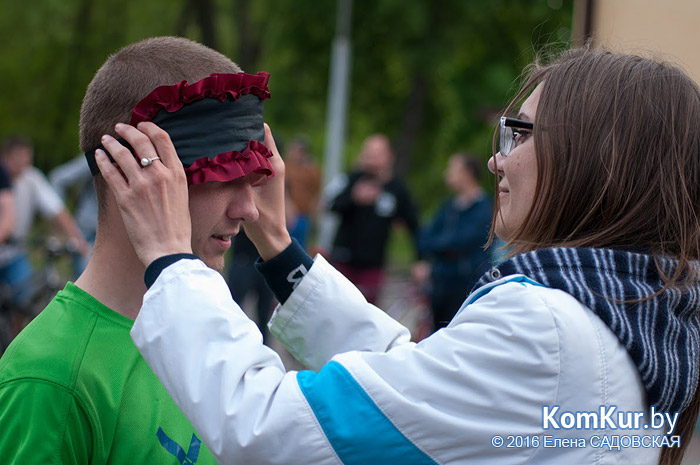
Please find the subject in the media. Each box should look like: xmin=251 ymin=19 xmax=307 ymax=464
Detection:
xmin=499 ymin=120 xmax=513 ymax=157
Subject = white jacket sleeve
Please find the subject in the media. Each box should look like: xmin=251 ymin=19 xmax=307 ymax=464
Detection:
xmin=131 ymin=259 xmax=341 ymax=465
xmin=269 ymin=254 xmax=413 ymax=370
xmin=132 ymin=257 xmax=648 ymax=465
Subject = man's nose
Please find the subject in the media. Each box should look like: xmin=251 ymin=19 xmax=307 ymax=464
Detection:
xmin=226 ymin=182 xmax=259 ymax=223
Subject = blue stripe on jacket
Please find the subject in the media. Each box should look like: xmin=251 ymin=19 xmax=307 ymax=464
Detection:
xmin=297 ymin=361 xmax=437 ymax=465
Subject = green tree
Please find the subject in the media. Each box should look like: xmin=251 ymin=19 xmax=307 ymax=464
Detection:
xmin=0 ymin=0 xmax=572 ymax=218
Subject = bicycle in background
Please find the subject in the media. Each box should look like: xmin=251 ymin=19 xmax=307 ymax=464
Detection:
xmin=0 ymin=236 xmax=76 ymax=355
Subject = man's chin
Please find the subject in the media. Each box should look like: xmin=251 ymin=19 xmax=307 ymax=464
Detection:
xmin=200 ymin=256 xmax=225 ymax=274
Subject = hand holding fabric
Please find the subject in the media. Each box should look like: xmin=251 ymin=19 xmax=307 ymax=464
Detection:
xmin=95 ymin=122 xmax=193 ymax=267
xmin=243 ymin=123 xmax=291 ymax=260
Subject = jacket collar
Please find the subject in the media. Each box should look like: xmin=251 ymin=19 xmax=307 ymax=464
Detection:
xmin=475 ymin=247 xmax=700 ymax=414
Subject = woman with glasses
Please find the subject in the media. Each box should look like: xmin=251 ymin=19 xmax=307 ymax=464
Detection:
xmin=100 ymin=47 xmax=700 ymax=465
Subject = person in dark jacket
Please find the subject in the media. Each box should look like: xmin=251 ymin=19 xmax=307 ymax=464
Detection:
xmin=413 ymin=153 xmax=493 ymax=330
xmin=227 ymin=231 xmax=274 ymax=343
xmin=329 ymin=134 xmax=419 ymax=304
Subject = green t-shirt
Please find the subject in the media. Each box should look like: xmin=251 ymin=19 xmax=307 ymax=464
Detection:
xmin=0 ymin=283 xmax=217 ymax=464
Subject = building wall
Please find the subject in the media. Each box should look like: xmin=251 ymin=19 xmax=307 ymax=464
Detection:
xmin=575 ymin=0 xmax=700 ymax=82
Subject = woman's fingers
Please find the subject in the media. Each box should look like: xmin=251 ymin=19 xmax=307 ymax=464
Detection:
xmin=136 ymin=122 xmax=184 ymax=172
xmin=263 ymin=123 xmax=285 ymax=178
xmin=100 ymin=131 xmax=145 ymax=183
xmin=95 ymin=122 xmax=192 ymax=267
xmin=94 ymin=148 xmax=128 ymax=193
xmin=100 ymin=122 xmax=186 ymax=185
xmin=244 ymin=123 xmax=291 ymax=260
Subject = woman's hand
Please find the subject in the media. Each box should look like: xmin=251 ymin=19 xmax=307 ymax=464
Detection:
xmin=243 ymin=123 xmax=292 ymax=261
xmin=95 ymin=121 xmax=192 ymax=267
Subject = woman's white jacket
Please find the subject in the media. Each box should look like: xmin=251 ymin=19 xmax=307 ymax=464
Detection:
xmin=131 ymin=255 xmax=665 ymax=464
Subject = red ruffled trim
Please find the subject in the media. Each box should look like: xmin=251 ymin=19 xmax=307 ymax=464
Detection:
xmin=185 ymin=140 xmax=274 ymax=185
xmin=130 ymin=72 xmax=271 ymax=125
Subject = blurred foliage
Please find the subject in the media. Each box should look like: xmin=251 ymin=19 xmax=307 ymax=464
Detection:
xmin=0 ymin=0 xmax=572 ymax=217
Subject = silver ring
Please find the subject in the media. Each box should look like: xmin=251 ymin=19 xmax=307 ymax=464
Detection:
xmin=140 ymin=156 xmax=161 ymax=167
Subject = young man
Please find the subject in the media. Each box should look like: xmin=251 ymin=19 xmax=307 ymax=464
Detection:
xmin=0 ymin=36 xmax=273 ymax=462
xmin=328 ymin=134 xmax=419 ymax=303
xmin=413 ymin=153 xmax=493 ymax=331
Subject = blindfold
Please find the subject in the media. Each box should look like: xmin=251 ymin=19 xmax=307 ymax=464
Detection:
xmin=84 ymin=72 xmax=273 ymax=185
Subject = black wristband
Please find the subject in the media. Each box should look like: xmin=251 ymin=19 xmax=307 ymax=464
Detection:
xmin=254 ymin=239 xmax=314 ymax=304
xmin=144 ymin=253 xmax=201 ymax=288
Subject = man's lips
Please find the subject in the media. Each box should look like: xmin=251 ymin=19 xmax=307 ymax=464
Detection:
xmin=211 ymin=233 xmax=235 ymax=249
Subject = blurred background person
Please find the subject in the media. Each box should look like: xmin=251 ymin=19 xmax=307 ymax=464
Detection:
xmin=413 ymin=153 xmax=493 ymax=331
xmin=227 ymin=231 xmax=275 ymax=344
xmin=0 ymin=158 xmax=14 ymax=248
xmin=0 ymin=144 xmax=15 ymax=286
xmin=227 ymin=136 xmax=320 ymax=345
xmin=0 ymin=136 xmax=89 ymax=305
xmin=328 ymin=134 xmax=419 ymax=304
xmin=284 ymin=136 xmax=321 ymax=251
xmin=49 ymin=153 xmax=98 ymax=277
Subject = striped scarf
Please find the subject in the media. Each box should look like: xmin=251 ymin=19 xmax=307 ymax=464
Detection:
xmin=474 ymin=247 xmax=700 ymax=413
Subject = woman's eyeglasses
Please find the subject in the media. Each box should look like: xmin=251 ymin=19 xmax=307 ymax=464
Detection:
xmin=499 ymin=116 xmax=533 ymax=157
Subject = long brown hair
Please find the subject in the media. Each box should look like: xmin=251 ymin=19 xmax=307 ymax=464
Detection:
xmin=492 ymin=47 xmax=700 ymax=464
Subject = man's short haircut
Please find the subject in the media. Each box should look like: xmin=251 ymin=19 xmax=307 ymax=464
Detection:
xmin=79 ymin=36 xmax=242 ymax=213
xmin=1 ymin=135 xmax=32 ymax=157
